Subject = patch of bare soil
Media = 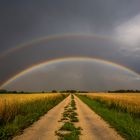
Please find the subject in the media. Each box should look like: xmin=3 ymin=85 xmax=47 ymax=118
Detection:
xmin=13 ymin=95 xmax=125 ymax=140
xmin=13 ymin=96 xmax=70 ymax=140
xmin=74 ymin=95 xmax=124 ymax=140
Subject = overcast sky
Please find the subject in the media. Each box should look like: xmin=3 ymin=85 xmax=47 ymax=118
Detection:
xmin=0 ymin=0 xmax=140 ymax=91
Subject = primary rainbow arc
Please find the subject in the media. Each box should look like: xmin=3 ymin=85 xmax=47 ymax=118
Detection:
xmin=1 ymin=56 xmax=140 ymax=88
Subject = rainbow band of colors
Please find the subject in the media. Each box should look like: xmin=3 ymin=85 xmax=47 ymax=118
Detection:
xmin=0 ymin=34 xmax=139 ymax=88
xmin=1 ymin=57 xmax=140 ymax=88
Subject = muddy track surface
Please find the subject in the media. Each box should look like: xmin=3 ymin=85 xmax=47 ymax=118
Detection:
xmin=13 ymin=95 xmax=124 ymax=140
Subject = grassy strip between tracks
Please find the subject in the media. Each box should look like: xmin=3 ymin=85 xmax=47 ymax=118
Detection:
xmin=0 ymin=94 xmax=68 ymax=140
xmin=56 ymin=94 xmax=81 ymax=140
xmin=77 ymin=94 xmax=140 ymax=140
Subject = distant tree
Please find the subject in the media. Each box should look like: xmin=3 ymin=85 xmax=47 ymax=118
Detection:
xmin=108 ymin=89 xmax=140 ymax=93
xmin=52 ymin=90 xmax=57 ymax=93
xmin=12 ymin=91 xmax=17 ymax=93
xmin=0 ymin=89 xmax=7 ymax=93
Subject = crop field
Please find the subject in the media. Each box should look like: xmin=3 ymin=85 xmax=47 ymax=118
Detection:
xmin=77 ymin=93 xmax=140 ymax=140
xmin=81 ymin=93 xmax=140 ymax=116
xmin=1 ymin=93 xmax=139 ymax=140
xmin=0 ymin=93 xmax=68 ymax=140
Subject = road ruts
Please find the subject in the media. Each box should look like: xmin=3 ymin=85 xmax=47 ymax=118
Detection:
xmin=13 ymin=95 xmax=70 ymax=140
xmin=74 ymin=95 xmax=124 ymax=140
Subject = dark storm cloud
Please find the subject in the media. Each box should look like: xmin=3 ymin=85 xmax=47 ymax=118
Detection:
xmin=0 ymin=0 xmax=140 ymax=90
xmin=0 ymin=37 xmax=139 ymax=86
xmin=1 ymin=0 xmax=140 ymax=51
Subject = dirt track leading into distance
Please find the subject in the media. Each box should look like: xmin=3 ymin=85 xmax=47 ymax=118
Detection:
xmin=13 ymin=95 xmax=124 ymax=140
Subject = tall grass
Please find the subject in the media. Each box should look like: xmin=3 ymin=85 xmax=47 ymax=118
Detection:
xmin=77 ymin=93 xmax=140 ymax=140
xmin=82 ymin=93 xmax=140 ymax=117
xmin=0 ymin=93 xmax=68 ymax=140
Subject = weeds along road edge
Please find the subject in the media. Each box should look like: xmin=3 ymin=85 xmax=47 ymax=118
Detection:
xmin=0 ymin=93 xmax=69 ymax=140
xmin=76 ymin=94 xmax=140 ymax=140
xmin=55 ymin=94 xmax=82 ymax=140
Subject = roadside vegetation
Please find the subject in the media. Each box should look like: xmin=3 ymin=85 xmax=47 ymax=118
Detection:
xmin=0 ymin=93 xmax=68 ymax=140
xmin=84 ymin=93 xmax=140 ymax=117
xmin=56 ymin=94 xmax=82 ymax=140
xmin=77 ymin=93 xmax=140 ymax=140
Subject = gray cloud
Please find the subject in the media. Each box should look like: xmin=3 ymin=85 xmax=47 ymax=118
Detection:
xmin=0 ymin=0 xmax=140 ymax=90
xmin=1 ymin=0 xmax=140 ymax=50
xmin=3 ymin=60 xmax=140 ymax=91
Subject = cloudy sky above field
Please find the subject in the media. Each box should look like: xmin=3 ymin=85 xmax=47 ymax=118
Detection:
xmin=0 ymin=0 xmax=140 ymax=91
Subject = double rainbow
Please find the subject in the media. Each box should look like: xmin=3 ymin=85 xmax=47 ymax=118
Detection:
xmin=0 ymin=34 xmax=139 ymax=88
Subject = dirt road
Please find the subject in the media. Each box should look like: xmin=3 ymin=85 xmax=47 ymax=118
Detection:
xmin=13 ymin=95 xmax=124 ymax=140
xmin=13 ymin=95 xmax=71 ymax=140
xmin=74 ymin=95 xmax=124 ymax=140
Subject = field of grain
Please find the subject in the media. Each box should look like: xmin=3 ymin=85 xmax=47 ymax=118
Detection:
xmin=77 ymin=93 xmax=140 ymax=140
xmin=82 ymin=93 xmax=140 ymax=116
xmin=0 ymin=93 xmax=67 ymax=139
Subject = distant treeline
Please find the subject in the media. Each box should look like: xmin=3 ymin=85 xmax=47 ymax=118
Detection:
xmin=1 ymin=89 xmax=140 ymax=94
xmin=51 ymin=90 xmax=88 ymax=93
xmin=108 ymin=90 xmax=140 ymax=93
xmin=0 ymin=89 xmax=89 ymax=94
xmin=0 ymin=89 xmax=28 ymax=94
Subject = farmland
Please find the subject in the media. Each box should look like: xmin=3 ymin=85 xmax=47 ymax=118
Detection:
xmin=0 ymin=93 xmax=139 ymax=140
xmin=12 ymin=94 xmax=123 ymax=140
xmin=0 ymin=93 xmax=68 ymax=140
xmin=77 ymin=93 xmax=140 ymax=140
xmin=79 ymin=93 xmax=140 ymax=116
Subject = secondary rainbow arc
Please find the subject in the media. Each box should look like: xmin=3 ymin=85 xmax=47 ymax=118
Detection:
xmin=0 ymin=33 xmax=114 ymax=60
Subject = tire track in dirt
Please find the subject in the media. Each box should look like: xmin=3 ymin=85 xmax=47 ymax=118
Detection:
xmin=13 ymin=95 xmax=70 ymax=140
xmin=75 ymin=95 xmax=124 ymax=140
xmin=13 ymin=94 xmax=125 ymax=140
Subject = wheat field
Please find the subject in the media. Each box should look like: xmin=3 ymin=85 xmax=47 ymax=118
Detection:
xmin=82 ymin=93 xmax=140 ymax=116
xmin=0 ymin=93 xmax=66 ymax=124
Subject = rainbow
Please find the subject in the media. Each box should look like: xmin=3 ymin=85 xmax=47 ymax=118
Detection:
xmin=1 ymin=57 xmax=140 ymax=88
xmin=0 ymin=33 xmax=114 ymax=60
